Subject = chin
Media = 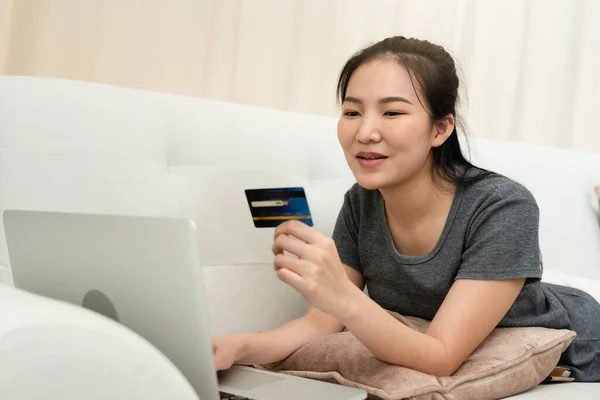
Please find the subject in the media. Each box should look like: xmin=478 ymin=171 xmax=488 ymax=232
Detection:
xmin=353 ymin=172 xmax=390 ymax=191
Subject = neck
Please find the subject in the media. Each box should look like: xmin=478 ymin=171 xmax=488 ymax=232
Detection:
xmin=379 ymin=167 xmax=455 ymax=228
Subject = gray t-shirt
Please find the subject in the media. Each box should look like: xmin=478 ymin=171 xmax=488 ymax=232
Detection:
xmin=332 ymin=172 xmax=600 ymax=381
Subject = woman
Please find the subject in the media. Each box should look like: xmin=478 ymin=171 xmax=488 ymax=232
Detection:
xmin=213 ymin=36 xmax=600 ymax=380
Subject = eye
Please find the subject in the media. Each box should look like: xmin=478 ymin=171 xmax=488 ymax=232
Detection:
xmin=343 ymin=110 xmax=361 ymax=117
xmin=384 ymin=111 xmax=405 ymax=117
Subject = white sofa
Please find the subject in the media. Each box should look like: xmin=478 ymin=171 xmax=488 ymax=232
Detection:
xmin=0 ymin=76 xmax=599 ymax=399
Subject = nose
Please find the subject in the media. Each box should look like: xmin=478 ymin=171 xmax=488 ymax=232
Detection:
xmin=356 ymin=115 xmax=382 ymax=144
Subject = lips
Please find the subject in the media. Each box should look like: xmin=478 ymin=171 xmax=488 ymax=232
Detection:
xmin=356 ymin=152 xmax=387 ymax=168
xmin=356 ymin=152 xmax=387 ymax=160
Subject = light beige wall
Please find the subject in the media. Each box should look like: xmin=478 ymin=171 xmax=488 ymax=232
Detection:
xmin=0 ymin=0 xmax=13 ymax=74
xmin=2 ymin=0 xmax=216 ymax=95
xmin=0 ymin=0 xmax=400 ymax=116
xmin=1 ymin=0 xmax=599 ymax=153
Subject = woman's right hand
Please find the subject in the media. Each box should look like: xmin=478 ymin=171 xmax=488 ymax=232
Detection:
xmin=210 ymin=307 xmax=345 ymax=369
xmin=212 ymin=335 xmax=243 ymax=371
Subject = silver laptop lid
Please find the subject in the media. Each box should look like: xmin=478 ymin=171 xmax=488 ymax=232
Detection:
xmin=3 ymin=210 xmax=220 ymax=400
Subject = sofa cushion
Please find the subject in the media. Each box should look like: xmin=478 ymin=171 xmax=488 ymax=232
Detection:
xmin=0 ymin=76 xmax=170 ymax=164
xmin=164 ymin=95 xmax=337 ymax=178
xmin=0 ymin=264 xmax=12 ymax=286
xmin=0 ymin=149 xmax=181 ymax=266
xmin=260 ymin=311 xmax=576 ymax=400
xmin=307 ymin=178 xmax=357 ymax=238
xmin=171 ymin=165 xmax=312 ymax=267
xmin=505 ymin=381 xmax=600 ymax=399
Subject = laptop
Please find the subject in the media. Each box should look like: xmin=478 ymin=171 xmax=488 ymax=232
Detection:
xmin=3 ymin=210 xmax=366 ymax=400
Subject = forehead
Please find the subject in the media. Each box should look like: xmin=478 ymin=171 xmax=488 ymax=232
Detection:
xmin=345 ymin=58 xmax=420 ymax=101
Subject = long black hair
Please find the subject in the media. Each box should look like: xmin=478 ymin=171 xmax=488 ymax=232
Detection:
xmin=337 ymin=36 xmax=492 ymax=187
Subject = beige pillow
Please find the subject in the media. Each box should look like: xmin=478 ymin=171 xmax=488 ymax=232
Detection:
xmin=258 ymin=312 xmax=575 ymax=400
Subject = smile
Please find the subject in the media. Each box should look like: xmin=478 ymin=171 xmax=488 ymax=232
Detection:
xmin=356 ymin=155 xmax=387 ymax=168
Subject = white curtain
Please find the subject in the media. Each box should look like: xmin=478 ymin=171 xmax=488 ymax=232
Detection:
xmin=1 ymin=0 xmax=598 ymax=152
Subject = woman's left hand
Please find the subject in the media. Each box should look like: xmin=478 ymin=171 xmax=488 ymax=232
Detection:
xmin=272 ymin=220 xmax=356 ymax=317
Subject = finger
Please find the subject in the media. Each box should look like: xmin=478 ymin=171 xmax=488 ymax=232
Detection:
xmin=273 ymin=253 xmax=308 ymax=276
xmin=274 ymin=220 xmax=320 ymax=244
xmin=276 ymin=266 xmax=306 ymax=293
xmin=272 ymin=233 xmax=308 ymax=257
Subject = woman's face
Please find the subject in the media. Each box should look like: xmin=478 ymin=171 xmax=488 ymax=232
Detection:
xmin=337 ymin=58 xmax=451 ymax=191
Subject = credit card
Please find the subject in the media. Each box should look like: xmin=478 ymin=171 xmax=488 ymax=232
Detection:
xmin=244 ymin=187 xmax=313 ymax=228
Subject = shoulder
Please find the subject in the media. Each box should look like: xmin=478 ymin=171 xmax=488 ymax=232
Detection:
xmin=463 ymin=171 xmax=538 ymax=210
xmin=460 ymin=172 xmax=540 ymax=235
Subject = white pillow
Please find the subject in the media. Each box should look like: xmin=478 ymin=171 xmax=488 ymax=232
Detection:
xmin=0 ymin=285 xmax=199 ymax=400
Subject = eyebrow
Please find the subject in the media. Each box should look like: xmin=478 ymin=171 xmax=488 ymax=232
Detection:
xmin=343 ymin=96 xmax=413 ymax=105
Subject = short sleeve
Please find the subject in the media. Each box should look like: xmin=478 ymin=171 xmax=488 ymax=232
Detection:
xmin=332 ymin=190 xmax=362 ymax=273
xmin=456 ymin=190 xmax=542 ymax=281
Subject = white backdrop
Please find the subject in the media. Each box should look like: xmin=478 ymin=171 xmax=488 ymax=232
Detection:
xmin=0 ymin=0 xmax=598 ymax=152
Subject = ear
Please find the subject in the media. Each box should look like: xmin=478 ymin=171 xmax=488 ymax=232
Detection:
xmin=431 ymin=114 xmax=455 ymax=148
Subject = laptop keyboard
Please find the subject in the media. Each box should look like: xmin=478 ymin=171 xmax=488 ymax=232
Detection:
xmin=219 ymin=392 xmax=257 ymax=400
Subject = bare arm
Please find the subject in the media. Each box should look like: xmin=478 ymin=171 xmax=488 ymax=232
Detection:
xmin=231 ymin=265 xmax=364 ymax=366
xmin=340 ymin=278 xmax=525 ymax=376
